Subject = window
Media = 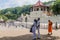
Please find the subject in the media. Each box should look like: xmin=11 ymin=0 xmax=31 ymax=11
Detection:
xmin=47 ymin=7 xmax=49 ymax=11
xmin=37 ymin=8 xmax=39 ymax=11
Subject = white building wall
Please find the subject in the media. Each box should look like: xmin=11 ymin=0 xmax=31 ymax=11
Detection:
xmin=30 ymin=11 xmax=44 ymax=17
xmin=27 ymin=11 xmax=47 ymax=22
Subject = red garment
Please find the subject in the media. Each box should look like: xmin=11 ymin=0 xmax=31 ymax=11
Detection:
xmin=48 ymin=21 xmax=53 ymax=33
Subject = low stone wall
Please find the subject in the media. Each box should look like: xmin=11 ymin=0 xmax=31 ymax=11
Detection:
xmin=0 ymin=22 xmax=60 ymax=29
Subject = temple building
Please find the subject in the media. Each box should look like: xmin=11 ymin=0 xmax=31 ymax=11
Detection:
xmin=30 ymin=0 xmax=53 ymax=16
xmin=18 ymin=0 xmax=54 ymax=22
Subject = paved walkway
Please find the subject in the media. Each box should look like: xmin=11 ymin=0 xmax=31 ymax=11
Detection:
xmin=0 ymin=27 xmax=60 ymax=40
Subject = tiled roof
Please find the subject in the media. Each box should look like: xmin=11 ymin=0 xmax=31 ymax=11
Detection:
xmin=33 ymin=0 xmax=44 ymax=7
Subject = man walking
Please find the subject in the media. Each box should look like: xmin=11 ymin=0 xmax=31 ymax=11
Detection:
xmin=37 ymin=18 xmax=40 ymax=39
xmin=32 ymin=19 xmax=37 ymax=40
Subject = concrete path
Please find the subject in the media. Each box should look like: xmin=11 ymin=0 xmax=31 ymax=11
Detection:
xmin=0 ymin=27 xmax=60 ymax=40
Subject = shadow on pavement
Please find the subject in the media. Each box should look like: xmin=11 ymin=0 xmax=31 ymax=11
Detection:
xmin=0 ymin=34 xmax=60 ymax=40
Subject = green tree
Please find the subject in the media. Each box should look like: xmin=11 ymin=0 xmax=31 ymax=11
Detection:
xmin=4 ymin=13 xmax=17 ymax=20
xmin=52 ymin=0 xmax=60 ymax=15
xmin=0 ymin=15 xmax=8 ymax=21
xmin=0 ymin=5 xmax=32 ymax=20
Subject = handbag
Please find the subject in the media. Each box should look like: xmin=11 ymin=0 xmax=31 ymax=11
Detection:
xmin=30 ymin=25 xmax=34 ymax=32
xmin=30 ymin=27 xmax=32 ymax=32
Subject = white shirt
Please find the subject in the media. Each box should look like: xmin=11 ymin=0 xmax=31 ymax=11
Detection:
xmin=32 ymin=22 xmax=37 ymax=32
xmin=37 ymin=20 xmax=40 ymax=26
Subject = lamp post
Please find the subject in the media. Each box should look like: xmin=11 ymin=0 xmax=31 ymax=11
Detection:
xmin=25 ymin=17 xmax=27 ymax=28
xmin=55 ymin=22 xmax=58 ymax=29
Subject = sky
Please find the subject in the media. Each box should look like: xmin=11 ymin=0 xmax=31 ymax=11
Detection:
xmin=0 ymin=0 xmax=51 ymax=9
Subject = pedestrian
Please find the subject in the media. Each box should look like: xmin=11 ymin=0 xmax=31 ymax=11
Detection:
xmin=48 ymin=20 xmax=53 ymax=35
xmin=32 ymin=19 xmax=37 ymax=40
xmin=55 ymin=22 xmax=58 ymax=29
xmin=37 ymin=18 xmax=40 ymax=39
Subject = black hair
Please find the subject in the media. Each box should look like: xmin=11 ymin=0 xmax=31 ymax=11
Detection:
xmin=34 ymin=19 xmax=37 ymax=23
xmin=38 ymin=18 xmax=40 ymax=20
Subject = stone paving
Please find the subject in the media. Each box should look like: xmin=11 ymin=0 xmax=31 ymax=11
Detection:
xmin=0 ymin=27 xmax=60 ymax=40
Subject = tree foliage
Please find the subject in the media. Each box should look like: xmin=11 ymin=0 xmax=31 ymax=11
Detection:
xmin=0 ymin=15 xmax=8 ymax=21
xmin=52 ymin=0 xmax=60 ymax=15
xmin=0 ymin=5 xmax=32 ymax=20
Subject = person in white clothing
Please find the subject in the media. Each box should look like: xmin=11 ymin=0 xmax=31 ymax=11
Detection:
xmin=37 ymin=18 xmax=40 ymax=39
xmin=32 ymin=19 xmax=37 ymax=40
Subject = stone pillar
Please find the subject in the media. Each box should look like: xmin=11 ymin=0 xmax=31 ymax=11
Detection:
xmin=33 ymin=7 xmax=34 ymax=11
xmin=39 ymin=8 xmax=41 ymax=11
xmin=30 ymin=8 xmax=33 ymax=12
